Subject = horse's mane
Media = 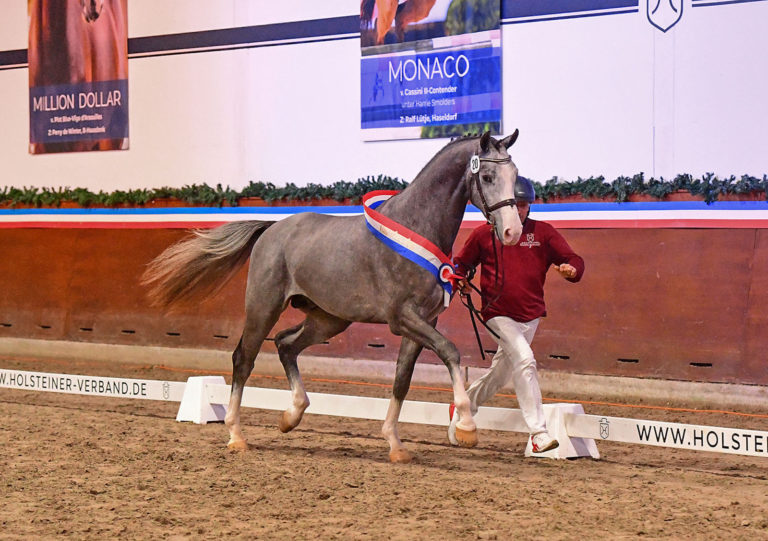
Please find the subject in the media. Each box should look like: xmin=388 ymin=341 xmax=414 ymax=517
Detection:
xmin=406 ymin=132 xmax=508 ymax=190
xmin=450 ymin=133 xmax=481 ymax=143
xmin=430 ymin=132 xmax=491 ymax=162
xmin=397 ymin=134 xmax=481 ymax=195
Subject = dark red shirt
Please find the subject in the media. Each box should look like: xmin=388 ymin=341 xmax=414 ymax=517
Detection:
xmin=453 ymin=219 xmax=584 ymax=323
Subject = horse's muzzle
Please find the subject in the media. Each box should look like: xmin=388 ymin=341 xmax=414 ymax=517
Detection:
xmin=501 ymin=225 xmax=522 ymax=246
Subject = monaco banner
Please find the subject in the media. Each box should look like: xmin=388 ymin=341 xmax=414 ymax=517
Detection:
xmin=28 ymin=0 xmax=129 ymax=154
xmin=360 ymin=0 xmax=502 ymax=141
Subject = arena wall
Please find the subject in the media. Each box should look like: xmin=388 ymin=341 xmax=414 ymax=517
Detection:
xmin=0 ymin=0 xmax=766 ymax=190
xmin=1 ymin=2 xmax=766 ymax=386
xmin=1 ymin=225 xmax=766 ymax=385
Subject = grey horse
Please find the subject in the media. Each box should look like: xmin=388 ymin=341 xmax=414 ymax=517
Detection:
xmin=142 ymin=131 xmax=522 ymax=463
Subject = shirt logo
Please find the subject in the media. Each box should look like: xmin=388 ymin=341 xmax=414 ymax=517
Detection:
xmin=519 ymin=233 xmax=540 ymax=249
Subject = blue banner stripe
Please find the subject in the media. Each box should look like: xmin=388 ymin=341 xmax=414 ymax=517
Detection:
xmin=0 ymin=49 xmax=27 ymax=67
xmin=692 ymin=0 xmax=768 ymax=6
xmin=502 ymin=0 xmax=638 ymax=18
xmin=128 ymin=16 xmax=359 ymax=55
xmin=1 ymin=200 xmax=766 ymax=216
xmin=528 ymin=201 xmax=768 ymax=211
xmin=503 ymin=8 xmax=638 ymax=24
xmin=0 ymin=206 xmax=360 ymax=216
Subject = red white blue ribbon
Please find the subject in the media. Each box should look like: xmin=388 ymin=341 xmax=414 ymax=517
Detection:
xmin=362 ymin=191 xmax=455 ymax=306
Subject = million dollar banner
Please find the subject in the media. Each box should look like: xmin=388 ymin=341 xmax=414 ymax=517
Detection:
xmin=360 ymin=0 xmax=501 ymax=141
xmin=28 ymin=0 xmax=129 ymax=154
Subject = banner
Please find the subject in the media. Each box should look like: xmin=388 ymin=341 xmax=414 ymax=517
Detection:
xmin=28 ymin=0 xmax=129 ymax=154
xmin=360 ymin=0 xmax=502 ymax=141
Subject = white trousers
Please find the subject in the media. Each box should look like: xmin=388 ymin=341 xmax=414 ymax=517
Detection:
xmin=466 ymin=316 xmax=547 ymax=435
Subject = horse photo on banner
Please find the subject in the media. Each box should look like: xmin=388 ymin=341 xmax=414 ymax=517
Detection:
xmin=360 ymin=0 xmax=502 ymax=141
xmin=28 ymin=0 xmax=129 ymax=154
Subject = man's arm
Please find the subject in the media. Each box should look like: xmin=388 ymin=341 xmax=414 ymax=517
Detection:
xmin=452 ymin=226 xmax=486 ymax=292
xmin=546 ymin=227 xmax=584 ymax=282
xmin=452 ymin=226 xmax=484 ymax=277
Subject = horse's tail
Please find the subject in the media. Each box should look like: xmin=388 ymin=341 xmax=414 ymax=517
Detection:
xmin=141 ymin=220 xmax=274 ymax=309
xmin=361 ymin=0 xmax=376 ymax=25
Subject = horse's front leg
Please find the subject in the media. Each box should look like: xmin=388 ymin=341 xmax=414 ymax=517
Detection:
xmin=383 ymin=336 xmax=424 ymax=463
xmin=393 ymin=308 xmax=478 ymax=448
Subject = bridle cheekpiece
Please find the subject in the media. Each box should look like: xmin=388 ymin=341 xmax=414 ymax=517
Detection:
xmin=469 ymin=154 xmax=516 ymax=224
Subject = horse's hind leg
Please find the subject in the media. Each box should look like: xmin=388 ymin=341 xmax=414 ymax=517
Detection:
xmin=382 ymin=336 xmax=424 ymax=464
xmin=274 ymin=305 xmax=350 ymax=433
xmin=225 ymin=304 xmax=282 ymax=451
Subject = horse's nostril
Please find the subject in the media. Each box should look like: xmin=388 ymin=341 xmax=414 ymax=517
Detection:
xmin=503 ymin=227 xmax=521 ymax=246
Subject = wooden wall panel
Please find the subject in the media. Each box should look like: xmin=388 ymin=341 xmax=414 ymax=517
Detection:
xmin=743 ymin=229 xmax=768 ymax=382
xmin=0 ymin=226 xmax=765 ymax=385
xmin=535 ymin=229 xmax=757 ymax=383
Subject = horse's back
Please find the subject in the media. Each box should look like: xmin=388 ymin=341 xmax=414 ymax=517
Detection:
xmin=248 ymin=213 xmax=389 ymax=322
xmin=264 ymin=212 xmax=373 ymax=275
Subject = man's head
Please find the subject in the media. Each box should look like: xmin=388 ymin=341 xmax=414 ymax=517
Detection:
xmin=515 ymin=176 xmax=535 ymax=222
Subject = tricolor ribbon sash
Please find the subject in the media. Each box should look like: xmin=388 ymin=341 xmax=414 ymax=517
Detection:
xmin=362 ymin=191 xmax=455 ymax=307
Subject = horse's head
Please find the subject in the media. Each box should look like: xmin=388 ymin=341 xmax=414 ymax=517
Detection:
xmin=466 ymin=130 xmax=523 ymax=246
xmin=80 ymin=0 xmax=104 ymax=23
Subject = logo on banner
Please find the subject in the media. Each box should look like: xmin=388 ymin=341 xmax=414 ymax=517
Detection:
xmin=599 ymin=417 xmax=610 ymax=439
xmin=647 ymin=0 xmax=684 ymax=32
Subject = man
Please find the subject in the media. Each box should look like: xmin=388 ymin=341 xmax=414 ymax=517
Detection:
xmin=449 ymin=176 xmax=584 ymax=453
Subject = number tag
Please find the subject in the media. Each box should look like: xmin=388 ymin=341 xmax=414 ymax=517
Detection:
xmin=470 ymin=155 xmax=480 ymax=174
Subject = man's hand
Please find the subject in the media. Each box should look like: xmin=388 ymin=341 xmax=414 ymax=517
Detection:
xmin=456 ymin=278 xmax=471 ymax=294
xmin=556 ymin=263 xmax=577 ymax=279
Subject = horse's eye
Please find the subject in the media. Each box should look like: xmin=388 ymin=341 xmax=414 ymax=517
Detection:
xmin=482 ymin=175 xmax=492 ymax=183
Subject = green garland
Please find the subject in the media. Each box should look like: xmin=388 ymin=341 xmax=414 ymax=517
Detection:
xmin=1 ymin=173 xmax=766 ymax=208
xmin=536 ymin=173 xmax=768 ymax=204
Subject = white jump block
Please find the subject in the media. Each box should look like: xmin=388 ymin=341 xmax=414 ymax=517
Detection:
xmin=525 ymin=403 xmax=600 ymax=459
xmin=176 ymin=376 xmax=227 ymax=424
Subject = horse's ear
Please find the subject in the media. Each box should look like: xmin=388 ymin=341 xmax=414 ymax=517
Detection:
xmin=480 ymin=131 xmax=492 ymax=153
xmin=500 ymin=129 xmax=519 ymax=149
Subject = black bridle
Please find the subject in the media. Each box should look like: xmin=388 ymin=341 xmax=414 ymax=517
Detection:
xmin=468 ymin=154 xmax=517 ymax=223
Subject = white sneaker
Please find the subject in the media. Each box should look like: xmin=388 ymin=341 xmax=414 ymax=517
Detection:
xmin=530 ymin=432 xmax=559 ymax=453
xmin=447 ymin=403 xmax=459 ymax=446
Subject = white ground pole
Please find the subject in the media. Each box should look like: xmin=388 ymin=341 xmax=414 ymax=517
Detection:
xmin=3 ymin=369 xmax=768 ymax=459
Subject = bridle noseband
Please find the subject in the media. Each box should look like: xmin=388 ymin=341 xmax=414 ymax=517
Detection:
xmin=468 ymin=154 xmax=517 ymax=223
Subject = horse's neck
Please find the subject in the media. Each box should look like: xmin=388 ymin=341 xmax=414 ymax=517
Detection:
xmin=380 ymin=142 xmax=472 ymax=255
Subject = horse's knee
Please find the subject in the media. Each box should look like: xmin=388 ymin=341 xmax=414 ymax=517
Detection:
xmin=439 ymin=345 xmax=461 ymax=369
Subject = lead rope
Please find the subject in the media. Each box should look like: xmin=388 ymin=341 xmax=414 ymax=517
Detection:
xmin=455 ymin=233 xmax=507 ymax=361
xmin=458 ymin=277 xmax=500 ymax=361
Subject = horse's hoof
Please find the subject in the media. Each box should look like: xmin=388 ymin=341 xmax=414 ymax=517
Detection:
xmin=389 ymin=448 xmax=412 ymax=464
xmin=455 ymin=426 xmax=478 ymax=448
xmin=278 ymin=411 xmax=298 ymax=433
xmin=227 ymin=439 xmax=249 ymax=451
